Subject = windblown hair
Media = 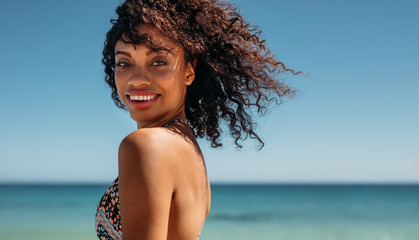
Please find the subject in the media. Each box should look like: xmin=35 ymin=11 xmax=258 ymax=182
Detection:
xmin=103 ymin=0 xmax=300 ymax=149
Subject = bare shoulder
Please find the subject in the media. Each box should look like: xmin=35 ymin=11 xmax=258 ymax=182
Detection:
xmin=117 ymin=128 xmax=185 ymax=239
xmin=118 ymin=128 xmax=186 ymax=178
xmin=119 ymin=128 xmax=173 ymax=157
xmin=119 ymin=127 xmax=185 ymax=155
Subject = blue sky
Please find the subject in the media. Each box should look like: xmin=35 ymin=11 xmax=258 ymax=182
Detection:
xmin=1 ymin=0 xmax=418 ymax=183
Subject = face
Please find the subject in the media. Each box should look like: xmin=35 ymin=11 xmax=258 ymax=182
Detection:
xmin=114 ymin=24 xmax=195 ymax=127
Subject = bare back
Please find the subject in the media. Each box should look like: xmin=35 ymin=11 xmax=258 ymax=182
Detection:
xmin=116 ymin=121 xmax=210 ymax=240
xmin=165 ymin=122 xmax=211 ymax=239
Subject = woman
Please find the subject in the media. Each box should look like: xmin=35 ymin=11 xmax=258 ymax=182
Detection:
xmin=95 ymin=0 xmax=298 ymax=239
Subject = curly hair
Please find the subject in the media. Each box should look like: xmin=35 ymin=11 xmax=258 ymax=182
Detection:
xmin=103 ymin=0 xmax=300 ymax=149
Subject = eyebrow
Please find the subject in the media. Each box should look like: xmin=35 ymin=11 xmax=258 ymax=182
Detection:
xmin=154 ymin=46 xmax=173 ymax=55
xmin=115 ymin=51 xmax=131 ymax=57
xmin=115 ymin=47 xmax=175 ymax=57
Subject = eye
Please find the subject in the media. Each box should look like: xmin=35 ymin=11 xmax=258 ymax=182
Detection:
xmin=115 ymin=61 xmax=130 ymax=69
xmin=152 ymin=60 xmax=166 ymax=66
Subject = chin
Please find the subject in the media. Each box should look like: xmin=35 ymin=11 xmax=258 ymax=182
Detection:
xmin=129 ymin=113 xmax=150 ymax=123
xmin=128 ymin=111 xmax=161 ymax=124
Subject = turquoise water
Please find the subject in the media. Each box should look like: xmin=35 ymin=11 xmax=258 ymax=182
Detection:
xmin=1 ymin=184 xmax=418 ymax=240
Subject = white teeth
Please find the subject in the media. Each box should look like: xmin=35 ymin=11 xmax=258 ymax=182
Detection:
xmin=129 ymin=95 xmax=157 ymax=101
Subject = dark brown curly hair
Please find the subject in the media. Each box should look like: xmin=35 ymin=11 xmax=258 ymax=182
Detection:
xmin=103 ymin=0 xmax=300 ymax=149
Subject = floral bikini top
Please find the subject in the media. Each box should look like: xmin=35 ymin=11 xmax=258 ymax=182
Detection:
xmin=95 ymin=177 xmax=122 ymax=240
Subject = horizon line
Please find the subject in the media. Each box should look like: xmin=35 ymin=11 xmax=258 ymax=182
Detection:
xmin=1 ymin=180 xmax=419 ymax=187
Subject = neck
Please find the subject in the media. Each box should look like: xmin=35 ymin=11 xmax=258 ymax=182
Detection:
xmin=137 ymin=105 xmax=187 ymax=129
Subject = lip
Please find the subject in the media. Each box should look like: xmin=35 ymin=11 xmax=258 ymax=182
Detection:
xmin=126 ymin=89 xmax=158 ymax=96
xmin=126 ymin=94 xmax=160 ymax=109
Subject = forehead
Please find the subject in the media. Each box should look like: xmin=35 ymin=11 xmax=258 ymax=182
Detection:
xmin=115 ymin=24 xmax=182 ymax=53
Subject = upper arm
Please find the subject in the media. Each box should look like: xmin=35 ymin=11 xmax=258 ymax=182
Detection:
xmin=118 ymin=129 xmax=175 ymax=240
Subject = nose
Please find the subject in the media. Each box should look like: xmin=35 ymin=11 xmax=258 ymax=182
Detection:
xmin=128 ymin=66 xmax=151 ymax=87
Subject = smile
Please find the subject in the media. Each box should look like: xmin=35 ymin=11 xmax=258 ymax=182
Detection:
xmin=129 ymin=94 xmax=158 ymax=102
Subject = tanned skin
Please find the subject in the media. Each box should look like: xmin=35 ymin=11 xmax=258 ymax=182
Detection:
xmin=115 ymin=24 xmax=211 ymax=240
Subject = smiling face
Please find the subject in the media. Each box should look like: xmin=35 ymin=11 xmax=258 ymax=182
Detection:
xmin=114 ymin=24 xmax=195 ymax=128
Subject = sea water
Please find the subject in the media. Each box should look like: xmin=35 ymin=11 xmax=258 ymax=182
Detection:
xmin=0 ymin=183 xmax=418 ymax=240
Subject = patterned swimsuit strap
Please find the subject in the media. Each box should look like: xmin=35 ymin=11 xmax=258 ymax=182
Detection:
xmin=163 ymin=119 xmax=189 ymax=127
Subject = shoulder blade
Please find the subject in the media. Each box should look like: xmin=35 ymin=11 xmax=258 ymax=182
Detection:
xmin=117 ymin=128 xmax=175 ymax=240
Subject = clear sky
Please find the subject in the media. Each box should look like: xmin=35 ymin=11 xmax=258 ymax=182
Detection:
xmin=1 ymin=0 xmax=418 ymax=184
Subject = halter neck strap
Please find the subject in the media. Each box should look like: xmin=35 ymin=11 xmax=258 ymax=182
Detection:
xmin=163 ymin=119 xmax=189 ymax=127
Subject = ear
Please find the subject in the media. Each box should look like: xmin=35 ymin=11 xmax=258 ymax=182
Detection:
xmin=184 ymin=62 xmax=195 ymax=86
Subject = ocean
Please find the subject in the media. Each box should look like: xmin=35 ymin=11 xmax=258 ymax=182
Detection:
xmin=0 ymin=183 xmax=418 ymax=240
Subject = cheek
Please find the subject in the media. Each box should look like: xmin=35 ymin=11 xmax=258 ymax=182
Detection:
xmin=157 ymin=73 xmax=185 ymax=98
xmin=154 ymin=66 xmax=185 ymax=90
